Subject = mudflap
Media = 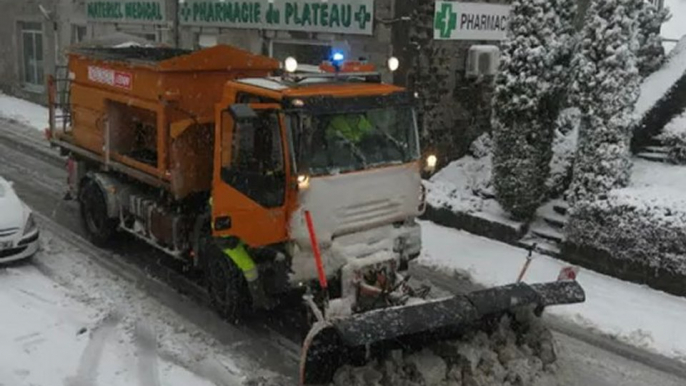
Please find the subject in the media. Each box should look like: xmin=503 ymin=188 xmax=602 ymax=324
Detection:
xmin=299 ymin=281 xmax=585 ymax=385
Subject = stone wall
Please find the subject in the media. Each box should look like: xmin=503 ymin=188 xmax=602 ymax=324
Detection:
xmin=393 ymin=0 xmax=499 ymax=164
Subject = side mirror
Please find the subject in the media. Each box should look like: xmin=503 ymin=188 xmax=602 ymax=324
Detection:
xmin=229 ymin=104 xmax=257 ymax=121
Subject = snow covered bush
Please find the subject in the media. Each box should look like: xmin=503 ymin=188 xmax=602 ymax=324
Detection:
xmin=546 ymin=108 xmax=580 ymax=198
xmin=636 ymin=1 xmax=670 ymax=78
xmin=568 ymin=0 xmax=642 ymax=204
xmin=469 ymin=132 xmax=492 ymax=159
xmin=492 ymin=0 xmax=577 ymax=220
xmin=566 ymin=189 xmax=686 ymax=275
xmin=426 ymin=153 xmax=493 ymax=214
xmin=659 ymin=112 xmax=686 ymax=164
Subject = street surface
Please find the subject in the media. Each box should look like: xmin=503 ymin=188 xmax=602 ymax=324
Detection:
xmin=1 ymin=119 xmax=685 ymax=385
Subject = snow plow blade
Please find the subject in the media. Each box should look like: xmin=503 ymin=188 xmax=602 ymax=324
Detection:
xmin=300 ymin=280 xmax=585 ymax=385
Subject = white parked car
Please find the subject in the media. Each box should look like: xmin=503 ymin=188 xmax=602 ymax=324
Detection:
xmin=0 ymin=177 xmax=39 ymax=262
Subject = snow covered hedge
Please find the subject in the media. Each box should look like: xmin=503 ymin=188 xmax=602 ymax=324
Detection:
xmin=546 ymin=108 xmax=580 ymax=199
xmin=659 ymin=112 xmax=686 ymax=164
xmin=491 ymin=0 xmax=576 ymax=220
xmin=566 ymin=189 xmax=686 ymax=275
xmin=636 ymin=1 xmax=670 ymax=78
xmin=568 ymin=0 xmax=641 ymax=204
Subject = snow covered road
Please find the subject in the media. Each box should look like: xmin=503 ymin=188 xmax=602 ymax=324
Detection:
xmin=0 ymin=263 xmax=215 ymax=386
xmin=1 ymin=118 xmax=686 ymax=385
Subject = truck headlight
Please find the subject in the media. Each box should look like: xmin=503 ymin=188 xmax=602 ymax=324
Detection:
xmin=284 ymin=57 xmax=298 ymax=73
xmin=297 ymin=174 xmax=310 ymax=190
xmin=387 ymin=57 xmax=399 ymax=72
xmin=426 ymin=154 xmax=437 ymax=170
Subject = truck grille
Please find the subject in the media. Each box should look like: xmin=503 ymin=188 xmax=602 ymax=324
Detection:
xmin=0 ymin=227 xmax=19 ymax=237
xmin=339 ymin=199 xmax=402 ymax=228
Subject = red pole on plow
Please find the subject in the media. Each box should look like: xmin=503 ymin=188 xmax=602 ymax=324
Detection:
xmin=304 ymin=210 xmax=328 ymax=290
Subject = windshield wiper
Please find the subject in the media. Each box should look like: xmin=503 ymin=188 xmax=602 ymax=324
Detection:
xmin=333 ymin=131 xmax=367 ymax=168
xmin=379 ymin=129 xmax=407 ymax=156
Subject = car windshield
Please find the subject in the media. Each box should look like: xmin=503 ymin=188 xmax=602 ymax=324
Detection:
xmin=290 ymin=107 xmax=420 ymax=176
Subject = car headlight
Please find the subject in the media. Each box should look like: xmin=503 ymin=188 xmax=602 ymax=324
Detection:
xmin=23 ymin=213 xmax=37 ymax=236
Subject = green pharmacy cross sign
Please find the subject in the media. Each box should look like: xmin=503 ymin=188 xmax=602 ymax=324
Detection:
xmin=86 ymin=0 xmax=167 ymax=24
xmin=179 ymin=0 xmax=374 ymax=35
xmin=433 ymin=1 xmax=511 ymax=41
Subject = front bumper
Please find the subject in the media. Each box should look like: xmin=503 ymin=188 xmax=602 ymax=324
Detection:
xmin=289 ymin=220 xmax=422 ymax=284
xmin=0 ymin=231 xmax=39 ymax=263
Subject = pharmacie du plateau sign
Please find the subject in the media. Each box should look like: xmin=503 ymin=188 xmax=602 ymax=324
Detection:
xmin=179 ymin=0 xmax=374 ymax=35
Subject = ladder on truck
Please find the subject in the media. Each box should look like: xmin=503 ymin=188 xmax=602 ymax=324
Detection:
xmin=47 ymin=65 xmax=72 ymax=137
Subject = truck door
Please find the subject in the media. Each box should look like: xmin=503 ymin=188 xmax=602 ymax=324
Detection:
xmin=212 ymin=103 xmax=290 ymax=246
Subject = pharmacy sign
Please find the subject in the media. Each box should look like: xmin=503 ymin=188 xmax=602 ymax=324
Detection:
xmin=179 ymin=0 xmax=374 ymax=35
xmin=434 ymin=1 xmax=511 ymax=41
xmin=86 ymin=0 xmax=166 ymax=24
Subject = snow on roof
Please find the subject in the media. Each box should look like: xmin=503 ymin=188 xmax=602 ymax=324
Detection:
xmin=236 ymin=78 xmax=288 ymax=91
xmin=635 ymin=35 xmax=686 ymax=119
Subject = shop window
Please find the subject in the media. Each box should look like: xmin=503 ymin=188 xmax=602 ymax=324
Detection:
xmin=21 ymin=22 xmax=44 ymax=88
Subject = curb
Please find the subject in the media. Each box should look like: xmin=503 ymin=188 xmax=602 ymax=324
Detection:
xmin=0 ymin=125 xmax=65 ymax=168
xmin=421 ymin=203 xmax=527 ymax=248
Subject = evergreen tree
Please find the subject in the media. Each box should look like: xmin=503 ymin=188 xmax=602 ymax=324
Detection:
xmin=491 ymin=0 xmax=577 ymax=220
xmin=636 ymin=2 xmax=670 ymax=77
xmin=568 ymin=0 xmax=642 ymax=204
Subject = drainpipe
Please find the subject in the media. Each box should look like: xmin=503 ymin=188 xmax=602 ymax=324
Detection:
xmin=173 ymin=0 xmax=180 ymax=48
xmin=39 ymin=4 xmax=60 ymax=102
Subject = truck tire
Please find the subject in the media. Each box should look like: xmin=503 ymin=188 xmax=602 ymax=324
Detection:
xmin=206 ymin=245 xmax=250 ymax=323
xmin=79 ymin=178 xmax=118 ymax=247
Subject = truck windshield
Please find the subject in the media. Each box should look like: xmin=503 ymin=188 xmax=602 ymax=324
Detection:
xmin=290 ymin=107 xmax=420 ymax=176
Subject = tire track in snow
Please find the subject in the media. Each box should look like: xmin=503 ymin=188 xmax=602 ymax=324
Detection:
xmin=134 ymin=320 xmax=161 ymax=386
xmin=65 ymin=310 xmax=123 ymax=386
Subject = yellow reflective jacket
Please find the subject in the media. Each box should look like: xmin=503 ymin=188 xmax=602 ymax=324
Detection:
xmin=327 ymin=114 xmax=373 ymax=143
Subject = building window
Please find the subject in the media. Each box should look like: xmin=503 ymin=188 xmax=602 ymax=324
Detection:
xmin=72 ymin=25 xmax=87 ymax=44
xmin=21 ymin=22 xmax=44 ymax=88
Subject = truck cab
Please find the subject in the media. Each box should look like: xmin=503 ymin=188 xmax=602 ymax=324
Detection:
xmin=212 ymin=67 xmax=424 ymax=285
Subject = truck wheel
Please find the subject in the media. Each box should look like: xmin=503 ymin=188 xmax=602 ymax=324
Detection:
xmin=79 ymin=179 xmax=117 ymax=247
xmin=206 ymin=247 xmax=250 ymax=323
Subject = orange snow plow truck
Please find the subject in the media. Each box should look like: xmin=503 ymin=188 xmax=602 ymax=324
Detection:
xmin=47 ymin=45 xmax=585 ymax=384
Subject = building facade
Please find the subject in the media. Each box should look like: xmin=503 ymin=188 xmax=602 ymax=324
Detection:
xmin=0 ymin=0 xmax=522 ymax=159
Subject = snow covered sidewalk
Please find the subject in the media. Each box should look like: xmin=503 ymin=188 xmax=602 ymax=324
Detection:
xmin=419 ymin=220 xmax=686 ymax=363
xmin=0 ymin=93 xmax=49 ymax=132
